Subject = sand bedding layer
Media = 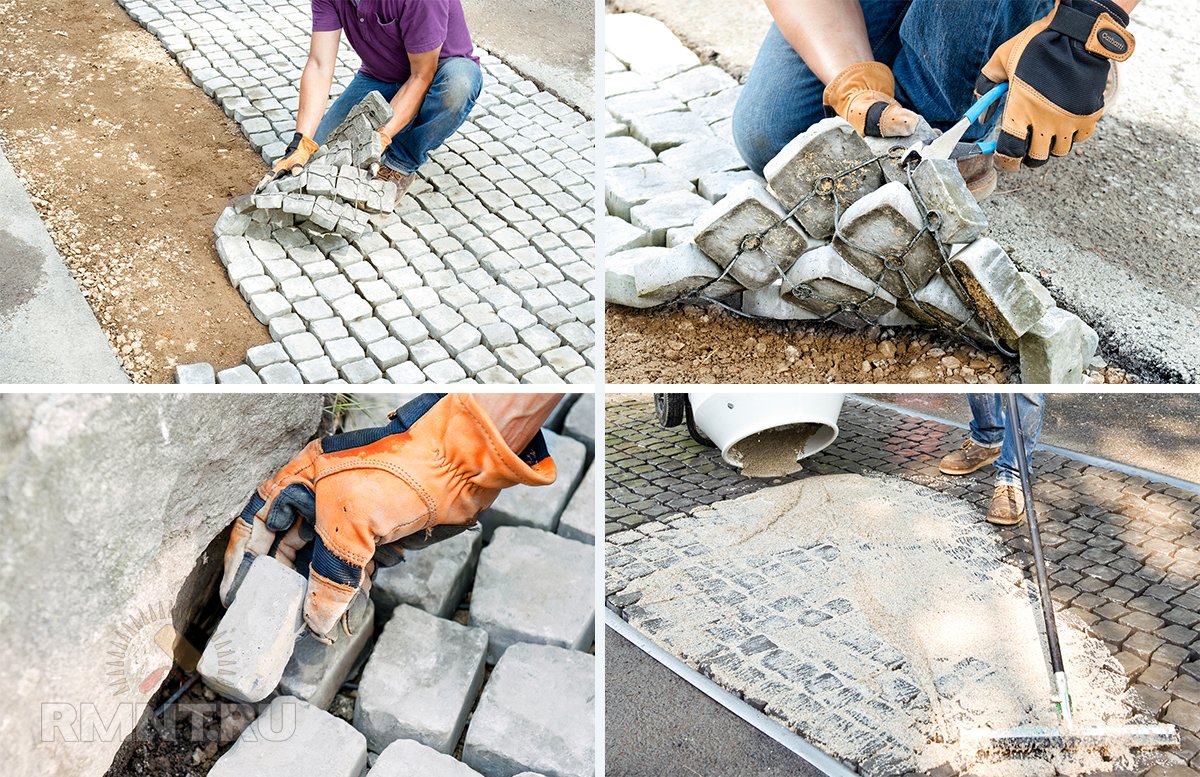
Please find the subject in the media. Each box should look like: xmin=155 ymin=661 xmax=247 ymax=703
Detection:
xmin=612 ymin=473 xmax=1169 ymax=775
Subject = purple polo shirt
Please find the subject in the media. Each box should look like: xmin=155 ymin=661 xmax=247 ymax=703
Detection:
xmin=311 ymin=0 xmax=478 ymax=84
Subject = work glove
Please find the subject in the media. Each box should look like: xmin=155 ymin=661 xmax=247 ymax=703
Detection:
xmin=272 ymin=131 xmax=320 ymax=176
xmin=375 ymin=129 xmax=392 ymax=154
xmin=823 ymin=61 xmax=921 ymax=138
xmin=219 ymin=393 xmax=557 ymax=637
xmin=976 ymin=0 xmax=1134 ymax=171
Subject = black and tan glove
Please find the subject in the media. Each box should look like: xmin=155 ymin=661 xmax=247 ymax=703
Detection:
xmin=271 ymin=131 xmax=320 ymax=176
xmin=976 ymin=0 xmax=1134 ymax=171
xmin=823 ymin=61 xmax=921 ymax=138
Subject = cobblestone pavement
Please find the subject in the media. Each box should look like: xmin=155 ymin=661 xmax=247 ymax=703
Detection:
xmin=116 ymin=0 xmax=595 ymax=385
xmin=206 ymin=394 xmax=596 ymax=776
xmin=605 ymin=396 xmax=1200 ymax=775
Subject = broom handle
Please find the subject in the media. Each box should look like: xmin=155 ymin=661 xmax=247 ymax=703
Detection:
xmin=1006 ymin=393 xmax=1066 ymax=677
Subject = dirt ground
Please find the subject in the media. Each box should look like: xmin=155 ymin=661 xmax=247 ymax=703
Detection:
xmin=0 ymin=0 xmax=269 ymax=382
xmin=605 ymin=303 xmax=1132 ymax=384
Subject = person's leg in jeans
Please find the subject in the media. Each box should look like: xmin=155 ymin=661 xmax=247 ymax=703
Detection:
xmin=731 ymin=0 xmax=1053 ymax=174
xmin=891 ymin=0 xmax=1053 ymax=142
xmin=731 ymin=0 xmax=909 ymax=175
xmin=939 ymin=392 xmax=1004 ymax=475
xmin=384 ymin=57 xmax=482 ymax=175
xmin=313 ymin=72 xmax=400 ymax=146
xmin=992 ymin=392 xmax=1045 ymax=487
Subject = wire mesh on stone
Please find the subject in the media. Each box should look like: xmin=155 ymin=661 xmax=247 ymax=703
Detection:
xmin=673 ymin=149 xmax=1015 ymax=358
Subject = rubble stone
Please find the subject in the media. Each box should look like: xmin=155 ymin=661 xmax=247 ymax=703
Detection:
xmin=462 ymin=644 xmax=595 ymax=777
xmin=693 ymin=180 xmax=810 ymax=290
xmin=198 ymin=556 xmax=305 ymax=703
xmin=208 ymin=696 xmax=366 ymax=777
xmin=354 ymin=605 xmax=488 ymax=754
xmin=832 ymin=181 xmax=941 ymax=299
xmin=469 ymin=527 xmax=595 ymax=663
xmin=764 ymin=117 xmax=884 ymax=239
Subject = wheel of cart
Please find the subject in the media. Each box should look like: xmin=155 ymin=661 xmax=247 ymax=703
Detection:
xmin=653 ymin=393 xmax=715 ymax=449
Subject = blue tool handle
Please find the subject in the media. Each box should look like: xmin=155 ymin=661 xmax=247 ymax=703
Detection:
xmin=976 ymin=140 xmax=998 ymax=155
xmin=965 ymin=82 xmax=1008 ymax=125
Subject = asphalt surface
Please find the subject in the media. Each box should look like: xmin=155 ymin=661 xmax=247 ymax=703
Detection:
xmin=462 ymin=0 xmax=595 ymax=114
xmin=867 ymin=392 xmax=1200 ymax=486
xmin=606 ymin=627 xmax=827 ymax=777
xmin=605 ymin=0 xmax=1200 ymax=382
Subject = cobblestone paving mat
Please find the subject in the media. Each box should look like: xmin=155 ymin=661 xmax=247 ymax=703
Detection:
xmin=605 ymin=397 xmax=1200 ymax=775
xmin=116 ymin=0 xmax=595 ymax=384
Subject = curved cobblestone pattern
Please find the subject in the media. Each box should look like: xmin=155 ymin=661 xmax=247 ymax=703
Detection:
xmin=115 ymin=0 xmax=595 ymax=384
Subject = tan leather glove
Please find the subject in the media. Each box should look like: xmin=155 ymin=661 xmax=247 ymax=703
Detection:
xmin=220 ymin=394 xmax=557 ymax=637
xmin=823 ymin=61 xmax=921 ymax=138
xmin=376 ymin=129 xmax=392 ymax=154
xmin=977 ymin=0 xmax=1134 ymax=171
xmin=271 ymin=132 xmax=320 ymax=175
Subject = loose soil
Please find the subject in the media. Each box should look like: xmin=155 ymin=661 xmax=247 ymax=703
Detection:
xmin=614 ymin=473 xmax=1168 ymax=775
xmin=0 ymin=0 xmax=269 ymax=382
xmin=606 ymin=304 xmax=1134 ymax=385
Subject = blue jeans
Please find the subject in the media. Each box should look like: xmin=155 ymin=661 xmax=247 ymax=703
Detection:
xmin=731 ymin=0 xmax=1054 ymax=174
xmin=968 ymin=393 xmax=1045 ymax=487
xmin=315 ymin=57 xmax=482 ymax=175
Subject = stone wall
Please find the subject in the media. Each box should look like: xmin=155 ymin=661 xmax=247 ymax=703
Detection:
xmin=0 ymin=393 xmax=324 ymax=777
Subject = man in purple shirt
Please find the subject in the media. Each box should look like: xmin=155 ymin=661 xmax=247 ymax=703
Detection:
xmin=269 ymin=0 xmax=483 ymax=203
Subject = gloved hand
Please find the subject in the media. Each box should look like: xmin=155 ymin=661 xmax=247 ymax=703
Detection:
xmin=976 ymin=0 xmax=1134 ymax=171
xmin=219 ymin=393 xmax=556 ymax=637
xmin=823 ymin=61 xmax=921 ymax=138
xmin=272 ymin=131 xmax=320 ymax=176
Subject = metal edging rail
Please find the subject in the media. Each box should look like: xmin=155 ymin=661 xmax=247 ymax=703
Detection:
xmin=853 ymin=396 xmax=1200 ymax=497
xmin=604 ymin=609 xmax=859 ymax=777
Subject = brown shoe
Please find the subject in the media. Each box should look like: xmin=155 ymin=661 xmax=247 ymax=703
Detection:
xmin=938 ymin=439 xmax=1002 ymax=476
xmin=957 ymin=153 xmax=997 ymax=202
xmin=375 ymin=166 xmax=418 ymax=206
xmin=987 ymin=484 xmax=1025 ymax=526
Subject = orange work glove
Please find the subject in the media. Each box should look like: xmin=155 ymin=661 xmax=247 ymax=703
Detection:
xmin=823 ymin=61 xmax=921 ymax=138
xmin=272 ymin=132 xmax=320 ymax=176
xmin=219 ymin=394 xmax=556 ymax=637
xmin=976 ymin=0 xmax=1134 ymax=171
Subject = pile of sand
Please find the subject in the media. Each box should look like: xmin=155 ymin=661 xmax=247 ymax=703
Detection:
xmin=615 ymin=473 xmax=1167 ymax=775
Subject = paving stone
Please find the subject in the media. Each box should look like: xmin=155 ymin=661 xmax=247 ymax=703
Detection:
xmin=832 ymin=181 xmax=941 ymax=299
xmin=342 ymin=357 xmax=383 ymax=383
xmin=462 ymin=644 xmax=594 ymax=777
xmin=370 ymin=739 xmax=485 ymax=777
xmin=297 ymin=356 xmax=339 ymax=383
xmin=354 ymin=605 xmax=488 ymax=754
xmin=424 ymin=359 xmax=469 ymax=383
xmin=208 ymin=696 xmax=366 ymax=777
xmin=367 ymin=337 xmax=409 ymax=369
xmin=658 ymin=137 xmax=747 ymax=184
xmin=557 ymin=461 xmax=595 ymax=545
xmin=910 ymin=158 xmax=987 ymax=245
xmin=697 ymin=170 xmax=763 ymax=204
xmin=245 ymin=342 xmax=288 ymax=370
xmin=1018 ymin=307 xmax=1100 ymax=385
xmin=630 ymin=190 xmax=712 ymax=246
xmin=483 ymin=430 xmax=587 ymax=538
xmin=741 ymin=280 xmax=822 ymax=320
xmin=470 ymin=526 xmax=594 ymax=663
xmin=605 ymin=244 xmax=742 ymax=308
xmin=372 ymin=530 xmax=482 ymax=621
xmin=199 ymin=556 xmax=305 ymax=703
xmin=278 ymin=593 xmax=374 ymax=710
xmin=693 ymin=180 xmax=810 ymax=290
xmin=782 ymin=244 xmax=899 ymax=327
xmin=604 ymin=163 xmax=694 ymax=220
xmin=216 ymin=364 xmax=263 ymax=384
xmin=386 ymin=361 xmax=426 ymax=384
xmin=249 ymin=290 xmax=292 ymax=323
xmin=950 ymin=237 xmax=1050 ymax=345
xmin=606 ymin=12 xmax=701 ymax=78
xmin=259 ymin=361 xmax=304 ymax=384
xmin=495 ymin=344 xmax=541 ymax=377
xmin=764 ymin=116 xmax=884 ymax=240
xmin=604 ymin=135 xmax=657 ymax=168
xmin=175 ymin=362 xmax=216 ymax=384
